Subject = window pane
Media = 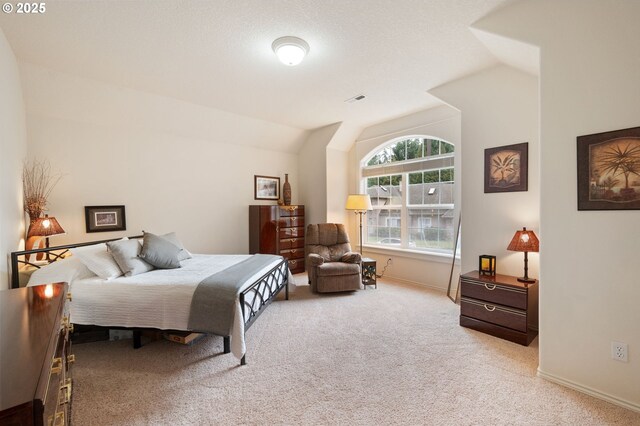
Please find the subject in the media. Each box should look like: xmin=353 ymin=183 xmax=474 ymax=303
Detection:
xmin=425 ymin=139 xmax=440 ymax=157
xmin=440 ymin=182 xmax=454 ymax=204
xmin=441 ymin=141 xmax=455 ymax=154
xmin=391 ymin=141 xmax=406 ymax=161
xmin=379 ymin=176 xmax=390 ymax=186
xmin=390 ymin=175 xmax=402 ymax=204
xmin=424 ymin=183 xmax=439 ymax=204
xmin=441 ymin=168 xmax=454 ymax=182
xmin=408 ymin=173 xmax=423 ymax=205
xmin=406 ymin=138 xmax=423 ymax=160
xmin=424 ymin=170 xmax=439 ymax=183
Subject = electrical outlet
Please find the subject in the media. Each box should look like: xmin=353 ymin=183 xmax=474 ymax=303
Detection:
xmin=611 ymin=341 xmax=628 ymax=362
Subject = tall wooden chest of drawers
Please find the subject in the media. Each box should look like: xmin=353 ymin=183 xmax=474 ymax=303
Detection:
xmin=459 ymin=271 xmax=538 ymax=346
xmin=0 ymin=283 xmax=74 ymax=426
xmin=249 ymin=205 xmax=305 ymax=274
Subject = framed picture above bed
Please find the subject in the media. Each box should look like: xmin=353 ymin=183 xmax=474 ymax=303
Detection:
xmin=85 ymin=205 xmax=126 ymax=233
xmin=254 ymin=175 xmax=280 ymax=200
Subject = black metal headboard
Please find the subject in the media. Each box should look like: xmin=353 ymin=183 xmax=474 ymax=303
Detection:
xmin=10 ymin=235 xmax=143 ymax=289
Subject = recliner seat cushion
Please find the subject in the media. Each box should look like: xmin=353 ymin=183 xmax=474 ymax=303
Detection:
xmin=317 ymin=262 xmax=360 ymax=277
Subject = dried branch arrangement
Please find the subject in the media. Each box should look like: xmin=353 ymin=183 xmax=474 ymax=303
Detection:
xmin=22 ymin=159 xmax=62 ymax=223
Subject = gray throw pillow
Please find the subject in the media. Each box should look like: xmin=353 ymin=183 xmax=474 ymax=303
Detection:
xmin=139 ymin=232 xmax=182 ymax=269
xmin=161 ymin=232 xmax=192 ymax=261
xmin=107 ymin=239 xmax=154 ymax=277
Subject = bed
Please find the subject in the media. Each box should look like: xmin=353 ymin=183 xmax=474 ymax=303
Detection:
xmin=10 ymin=235 xmax=289 ymax=365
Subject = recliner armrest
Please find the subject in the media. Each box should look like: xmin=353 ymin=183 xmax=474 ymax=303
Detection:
xmin=307 ymin=253 xmax=325 ymax=266
xmin=340 ymin=252 xmax=362 ymax=264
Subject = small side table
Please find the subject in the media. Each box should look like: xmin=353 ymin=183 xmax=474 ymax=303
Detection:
xmin=361 ymin=257 xmax=377 ymax=289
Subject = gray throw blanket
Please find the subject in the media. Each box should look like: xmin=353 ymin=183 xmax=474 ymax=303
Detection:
xmin=188 ymin=254 xmax=280 ymax=335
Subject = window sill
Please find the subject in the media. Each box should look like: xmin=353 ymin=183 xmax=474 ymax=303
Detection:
xmin=362 ymin=245 xmax=460 ymax=264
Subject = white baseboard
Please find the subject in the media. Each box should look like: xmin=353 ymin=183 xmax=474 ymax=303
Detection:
xmin=382 ymin=274 xmax=446 ymax=293
xmin=537 ymin=368 xmax=640 ymax=413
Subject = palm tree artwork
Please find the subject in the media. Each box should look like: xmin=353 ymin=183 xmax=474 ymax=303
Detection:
xmin=490 ymin=150 xmax=520 ymax=188
xmin=590 ymin=138 xmax=640 ymax=202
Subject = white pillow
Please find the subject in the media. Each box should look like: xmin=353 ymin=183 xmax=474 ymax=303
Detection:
xmin=28 ymin=256 xmax=96 ymax=286
xmin=70 ymin=240 xmax=126 ymax=280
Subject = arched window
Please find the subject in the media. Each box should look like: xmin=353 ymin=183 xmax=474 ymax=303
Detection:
xmin=362 ymin=136 xmax=455 ymax=254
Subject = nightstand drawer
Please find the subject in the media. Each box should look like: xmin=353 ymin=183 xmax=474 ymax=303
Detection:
xmin=460 ymin=297 xmax=527 ymax=332
xmin=461 ymin=278 xmax=526 ymax=309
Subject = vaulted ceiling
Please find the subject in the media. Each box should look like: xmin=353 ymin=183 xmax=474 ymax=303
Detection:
xmin=0 ymin=0 xmax=509 ymax=131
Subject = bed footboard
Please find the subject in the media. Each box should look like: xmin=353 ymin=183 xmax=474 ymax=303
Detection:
xmin=238 ymin=258 xmax=289 ymax=365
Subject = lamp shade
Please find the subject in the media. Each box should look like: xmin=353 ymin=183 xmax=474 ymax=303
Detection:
xmin=27 ymin=215 xmax=65 ymax=238
xmin=345 ymin=195 xmax=373 ymax=211
xmin=507 ymin=227 xmax=539 ymax=252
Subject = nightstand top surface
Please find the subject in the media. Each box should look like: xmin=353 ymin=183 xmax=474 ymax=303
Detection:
xmin=461 ymin=270 xmax=538 ymax=289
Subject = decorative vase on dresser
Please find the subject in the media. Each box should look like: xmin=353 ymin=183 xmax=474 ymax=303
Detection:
xmin=249 ymin=205 xmax=305 ymax=274
xmin=282 ymin=174 xmax=292 ymax=206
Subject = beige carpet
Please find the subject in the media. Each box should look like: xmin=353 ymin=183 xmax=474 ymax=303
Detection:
xmin=72 ymin=277 xmax=640 ymax=425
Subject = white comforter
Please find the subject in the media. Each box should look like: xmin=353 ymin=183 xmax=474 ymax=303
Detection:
xmin=28 ymin=254 xmax=284 ymax=359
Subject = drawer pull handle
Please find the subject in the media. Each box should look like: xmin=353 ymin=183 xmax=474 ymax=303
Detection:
xmin=66 ymin=292 xmax=72 ymax=301
xmin=67 ymin=354 xmax=76 ymax=364
xmin=483 ymin=304 xmax=496 ymax=312
xmin=49 ymin=410 xmax=65 ymax=426
xmin=484 ymin=283 xmax=496 ymax=291
xmin=51 ymin=357 xmax=63 ymax=374
xmin=68 ymin=323 xmax=74 ymax=334
xmin=59 ymin=378 xmax=72 ymax=405
xmin=290 ymin=249 xmax=296 ymax=254
xmin=290 ymin=260 xmax=297 ymax=266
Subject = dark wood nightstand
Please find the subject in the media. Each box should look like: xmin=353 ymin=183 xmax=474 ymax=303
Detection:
xmin=459 ymin=271 xmax=538 ymax=346
xmin=361 ymin=258 xmax=377 ymax=289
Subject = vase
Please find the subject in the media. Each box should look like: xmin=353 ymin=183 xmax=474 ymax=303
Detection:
xmin=283 ymin=174 xmax=292 ymax=206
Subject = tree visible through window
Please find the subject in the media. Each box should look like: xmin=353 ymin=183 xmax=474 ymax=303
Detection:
xmin=362 ymin=136 xmax=455 ymax=253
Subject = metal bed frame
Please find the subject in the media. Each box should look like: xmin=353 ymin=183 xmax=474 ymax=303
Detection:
xmin=10 ymin=235 xmax=289 ymax=365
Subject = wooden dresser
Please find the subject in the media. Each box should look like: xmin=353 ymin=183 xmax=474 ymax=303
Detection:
xmin=249 ymin=205 xmax=305 ymax=274
xmin=460 ymin=271 xmax=538 ymax=346
xmin=0 ymin=283 xmax=74 ymax=426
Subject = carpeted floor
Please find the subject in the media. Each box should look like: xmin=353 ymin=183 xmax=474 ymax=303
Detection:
xmin=72 ymin=277 xmax=640 ymax=425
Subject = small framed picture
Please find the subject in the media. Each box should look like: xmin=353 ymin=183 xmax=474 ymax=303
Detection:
xmin=254 ymin=175 xmax=280 ymax=200
xmin=577 ymin=126 xmax=640 ymax=210
xmin=85 ymin=205 xmax=126 ymax=233
xmin=484 ymin=142 xmax=529 ymax=193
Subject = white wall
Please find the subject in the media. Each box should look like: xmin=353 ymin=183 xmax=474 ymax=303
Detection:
xmin=350 ymin=105 xmax=462 ymax=290
xmin=430 ymin=65 xmax=539 ymax=278
xmin=474 ymin=0 xmax=640 ymax=411
xmin=21 ymin=63 xmax=308 ymax=254
xmin=326 ymin=148 xmax=349 ymax=225
xmin=298 ymin=123 xmax=340 ymax=226
xmin=0 ymin=28 xmax=27 ymax=289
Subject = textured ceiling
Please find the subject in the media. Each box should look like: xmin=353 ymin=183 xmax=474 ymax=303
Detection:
xmin=0 ymin=0 xmax=508 ymax=131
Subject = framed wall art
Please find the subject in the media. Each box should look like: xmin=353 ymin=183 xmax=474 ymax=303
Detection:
xmin=484 ymin=142 xmax=529 ymax=193
xmin=577 ymin=126 xmax=640 ymax=210
xmin=85 ymin=205 xmax=127 ymax=233
xmin=254 ymin=175 xmax=280 ymax=200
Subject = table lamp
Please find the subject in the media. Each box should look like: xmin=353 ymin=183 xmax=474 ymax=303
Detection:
xmin=507 ymin=227 xmax=539 ymax=283
xmin=27 ymin=214 xmax=65 ymax=261
xmin=345 ymin=194 xmax=373 ymax=254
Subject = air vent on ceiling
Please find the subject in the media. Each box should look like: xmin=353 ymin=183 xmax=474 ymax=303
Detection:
xmin=344 ymin=94 xmax=366 ymax=104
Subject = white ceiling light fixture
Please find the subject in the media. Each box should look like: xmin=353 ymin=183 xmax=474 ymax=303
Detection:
xmin=272 ymin=36 xmax=309 ymax=66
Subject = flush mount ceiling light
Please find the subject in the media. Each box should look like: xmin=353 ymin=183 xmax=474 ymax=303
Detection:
xmin=272 ymin=36 xmax=309 ymax=66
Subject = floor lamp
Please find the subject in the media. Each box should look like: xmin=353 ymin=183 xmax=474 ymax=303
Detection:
xmin=345 ymin=194 xmax=373 ymax=254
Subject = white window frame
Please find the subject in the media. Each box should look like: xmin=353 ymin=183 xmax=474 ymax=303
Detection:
xmin=361 ymin=136 xmax=455 ymax=255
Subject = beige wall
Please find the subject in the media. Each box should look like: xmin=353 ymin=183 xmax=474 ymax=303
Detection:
xmin=21 ymin=63 xmax=307 ymax=254
xmin=0 ymin=28 xmax=27 ymax=289
xmin=350 ymin=105 xmax=462 ymax=290
xmin=297 ymin=123 xmax=340 ymax=226
xmin=431 ymin=65 xmax=540 ymax=279
xmin=475 ymin=0 xmax=640 ymax=411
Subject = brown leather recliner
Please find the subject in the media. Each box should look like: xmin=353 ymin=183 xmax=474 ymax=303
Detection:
xmin=305 ymin=223 xmax=362 ymax=293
